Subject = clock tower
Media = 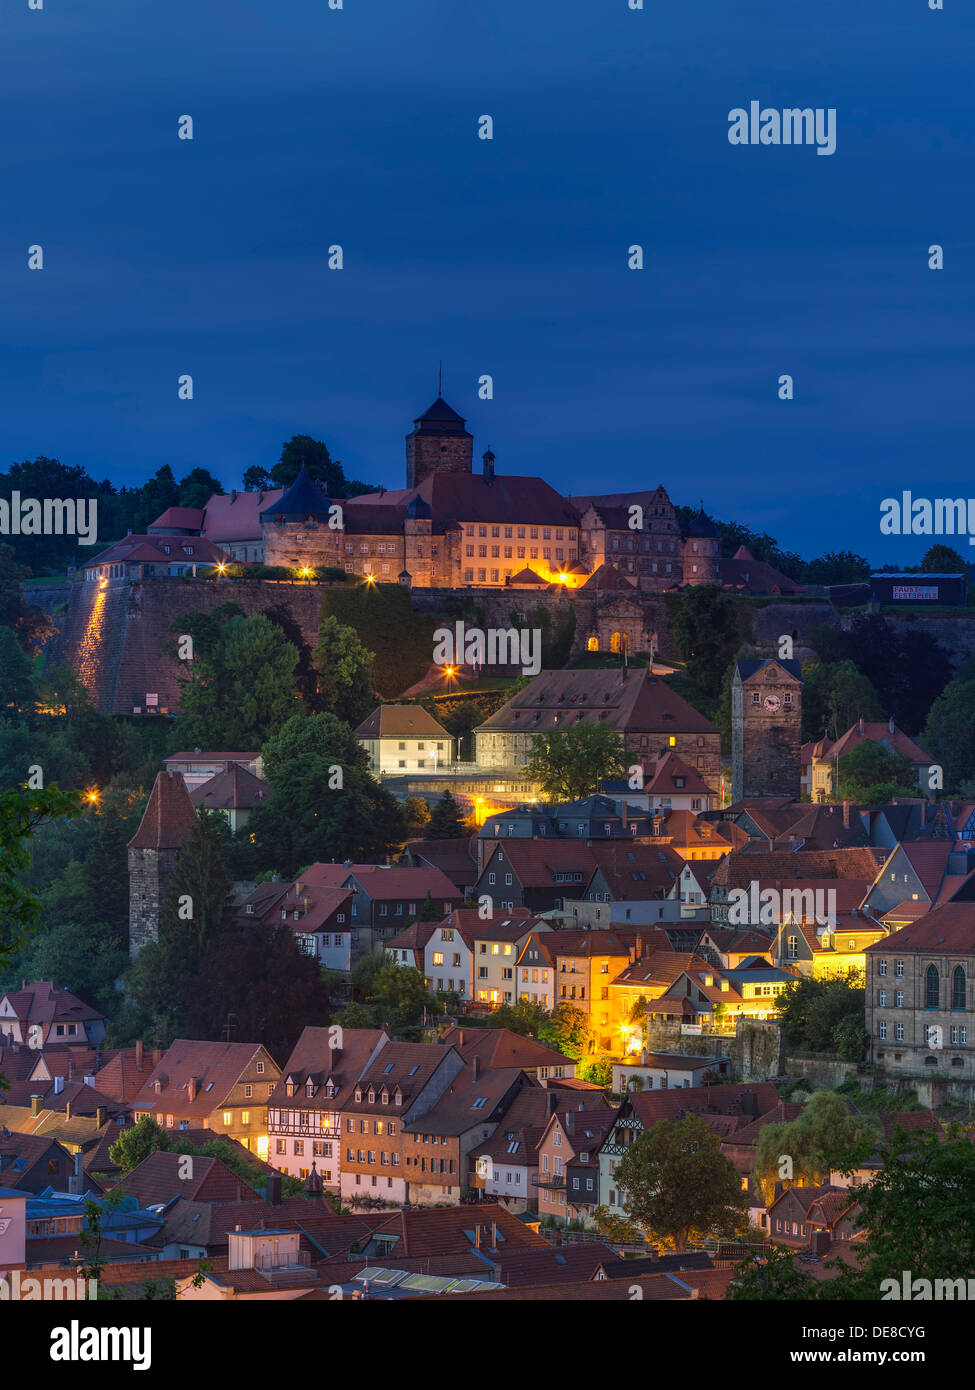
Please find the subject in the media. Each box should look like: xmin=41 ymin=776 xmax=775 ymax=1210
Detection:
xmin=731 ymin=657 xmax=802 ymax=804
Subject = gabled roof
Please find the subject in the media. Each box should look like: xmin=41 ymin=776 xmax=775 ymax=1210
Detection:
xmin=0 ymin=981 xmax=104 ymax=1027
xmin=129 ymin=1040 xmax=272 ymax=1118
xmin=828 ymin=721 xmax=933 ymax=767
xmin=355 ymin=704 xmax=451 ymax=739
xmin=440 ymin=1028 xmax=572 ymax=1073
xmin=116 ymin=1151 xmax=262 ymax=1207
xmin=190 ymin=762 xmax=271 ymax=812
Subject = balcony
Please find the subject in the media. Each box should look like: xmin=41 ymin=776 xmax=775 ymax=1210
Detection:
xmin=532 ymin=1173 xmax=565 ymax=1190
xmin=253 ymin=1250 xmax=315 ymax=1283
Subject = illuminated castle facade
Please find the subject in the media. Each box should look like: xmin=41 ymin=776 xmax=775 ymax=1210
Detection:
xmin=258 ymin=395 xmax=722 ymax=593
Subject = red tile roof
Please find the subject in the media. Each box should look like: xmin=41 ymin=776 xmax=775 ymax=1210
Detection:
xmin=126 ymin=771 xmax=197 ymax=851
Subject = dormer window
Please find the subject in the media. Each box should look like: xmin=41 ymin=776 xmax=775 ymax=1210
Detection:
xmin=325 ymin=1083 xmax=336 ymax=1098
xmin=286 ymin=1081 xmax=296 ymax=1097
xmin=367 ymin=1088 xmax=376 ymax=1104
xmin=394 ymin=1089 xmax=403 ymax=1107
xmin=380 ymin=1088 xmax=389 ymax=1105
xmin=305 ymin=1081 xmax=315 ymax=1098
xmin=354 ymin=1087 xmax=363 ymax=1102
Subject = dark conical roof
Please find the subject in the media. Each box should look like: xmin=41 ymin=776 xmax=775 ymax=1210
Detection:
xmin=410 ymin=395 xmax=469 ymax=436
xmin=685 ymin=503 xmax=720 ymax=539
xmin=259 ymin=465 xmax=331 ymax=521
xmin=304 ymin=1161 xmax=324 ymax=1197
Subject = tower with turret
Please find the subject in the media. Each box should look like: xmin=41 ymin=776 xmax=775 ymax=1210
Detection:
xmin=682 ymin=504 xmax=721 ymax=585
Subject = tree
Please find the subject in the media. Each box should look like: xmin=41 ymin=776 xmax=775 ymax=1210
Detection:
xmin=0 ymin=625 xmax=37 ymax=712
xmin=0 ymin=543 xmax=55 ymax=653
xmin=109 ymin=1116 xmax=172 ymax=1174
xmin=823 ymin=1125 xmax=975 ymax=1299
xmin=923 ymin=680 xmax=975 ymax=793
xmin=425 ymin=791 xmax=468 ymax=840
xmin=178 ymin=468 xmax=224 ymax=510
xmin=248 ymin=757 xmax=406 ymax=878
xmin=730 ymin=1245 xmax=821 ymax=1300
xmin=800 ymin=659 xmax=883 ymax=742
xmin=243 ymin=464 xmax=274 ymax=492
xmin=177 ymin=612 xmax=301 ymax=749
xmin=403 ymin=795 xmax=431 ymax=838
xmin=775 ymin=972 xmax=865 ymax=1054
xmin=313 ymin=616 xmax=376 ymax=726
xmin=753 ymin=1091 xmax=879 ymax=1202
xmin=669 ymin=585 xmax=746 ymax=697
xmin=801 ymin=551 xmax=871 ymax=585
xmin=18 ymin=917 xmax=126 ymax=1021
xmin=920 ymin=544 xmax=968 ymax=575
xmin=525 ymin=723 xmax=628 ymax=803
xmin=539 ymin=1004 xmax=593 ymax=1060
xmin=260 ymin=712 xmax=368 ymax=783
xmin=835 ymin=740 xmax=916 ymax=802
xmin=612 ymin=1113 xmax=748 ymax=1251
xmin=272 ymin=434 xmax=378 ymax=497
xmin=0 ymin=785 xmax=81 ymax=973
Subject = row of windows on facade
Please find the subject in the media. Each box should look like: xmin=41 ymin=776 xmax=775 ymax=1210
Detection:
xmin=751 ymin=691 xmax=793 ymax=705
xmin=876 ymin=1021 xmax=969 ymax=1045
xmin=465 ymin=525 xmax=577 ymax=541
xmin=876 ymin=964 xmax=968 ymax=1008
xmin=465 ymin=546 xmax=577 ymax=563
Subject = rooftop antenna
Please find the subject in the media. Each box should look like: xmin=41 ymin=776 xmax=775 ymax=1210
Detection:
xmin=438 ymin=361 xmax=443 ymax=397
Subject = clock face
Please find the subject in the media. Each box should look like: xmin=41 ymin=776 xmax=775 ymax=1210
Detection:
xmin=763 ymin=693 xmax=782 ymax=713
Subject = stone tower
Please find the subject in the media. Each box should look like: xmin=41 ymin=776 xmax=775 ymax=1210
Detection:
xmin=682 ymin=504 xmax=721 ymax=585
xmin=127 ymin=770 xmax=197 ymax=958
xmin=405 ymin=395 xmax=473 ymax=489
xmin=731 ymin=658 xmax=802 ymax=803
xmin=259 ymin=465 xmax=341 ymax=569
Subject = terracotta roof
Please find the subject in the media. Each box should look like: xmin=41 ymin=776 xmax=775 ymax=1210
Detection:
xmin=126 ymin=771 xmax=197 ymax=851
xmin=86 ymin=533 xmax=229 ymax=569
xmin=865 ymin=901 xmax=975 ymax=954
xmin=116 ymin=1151 xmax=262 ymax=1207
xmin=478 ymin=668 xmax=717 ymax=738
xmin=440 ymin=1027 xmax=573 ymax=1072
xmin=626 ymin=1081 xmax=780 ymax=1131
xmin=129 ymin=1040 xmax=274 ymax=1120
xmin=267 ymin=1027 xmax=389 ymax=1110
xmin=354 ymin=1202 xmax=547 ymax=1259
xmin=93 ymin=1049 xmax=153 ymax=1106
xmin=580 ymin=564 xmax=637 ymax=592
xmin=828 ymin=721 xmax=933 ymax=767
xmin=0 ymin=981 xmax=104 ymax=1027
xmin=148 ymin=506 xmax=205 ymax=531
xmin=200 ymin=489 xmax=283 ymax=541
xmin=355 ymin=704 xmax=451 ymax=739
xmin=710 ymin=847 xmax=884 ymax=890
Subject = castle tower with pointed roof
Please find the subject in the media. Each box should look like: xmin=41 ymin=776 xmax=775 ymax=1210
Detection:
xmin=405 ymin=395 xmax=473 ymax=489
xmin=127 ymin=770 xmax=197 ymax=958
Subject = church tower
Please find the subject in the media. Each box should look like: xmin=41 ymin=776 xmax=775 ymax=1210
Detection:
xmin=405 ymin=396 xmax=473 ymax=489
xmin=731 ymin=658 xmax=803 ymax=803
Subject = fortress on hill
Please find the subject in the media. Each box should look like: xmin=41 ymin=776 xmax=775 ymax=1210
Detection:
xmin=44 ymin=394 xmax=808 ymax=715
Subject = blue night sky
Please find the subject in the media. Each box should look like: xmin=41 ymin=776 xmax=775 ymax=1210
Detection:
xmin=1 ymin=0 xmax=971 ymax=564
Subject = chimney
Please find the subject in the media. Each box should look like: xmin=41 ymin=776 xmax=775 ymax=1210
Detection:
xmin=65 ymin=1100 xmax=73 ymax=1120
xmin=621 ymin=801 xmax=628 ymax=831
xmin=53 ymin=1074 xmax=65 ymax=1095
xmin=482 ymin=449 xmax=495 ymax=482
xmin=546 ymin=1090 xmax=558 ymax=1116
xmin=636 ymin=935 xmax=643 ymax=961
xmin=188 ymin=1077 xmax=198 ymax=1103
xmin=472 ymin=1056 xmax=481 ymax=1081
xmin=842 ymin=800 xmax=851 ymax=829
xmin=153 ymin=1048 xmax=162 ymax=1066
xmin=135 ymin=1040 xmax=144 ymax=1070
xmin=30 ymin=1094 xmax=42 ymax=1116
xmin=565 ymin=1110 xmax=574 ymax=1135
xmin=268 ymin=1170 xmax=282 ymax=1207
xmin=858 ymin=716 xmax=864 ymax=736
xmin=740 ymin=1089 xmax=758 ymax=1117
xmin=491 ymin=1220 xmax=498 ymax=1249
xmin=628 ymin=944 xmax=636 ymax=964
xmin=458 ymin=1030 xmax=465 ymax=1047
xmin=96 ymin=1107 xmax=106 ymax=1128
